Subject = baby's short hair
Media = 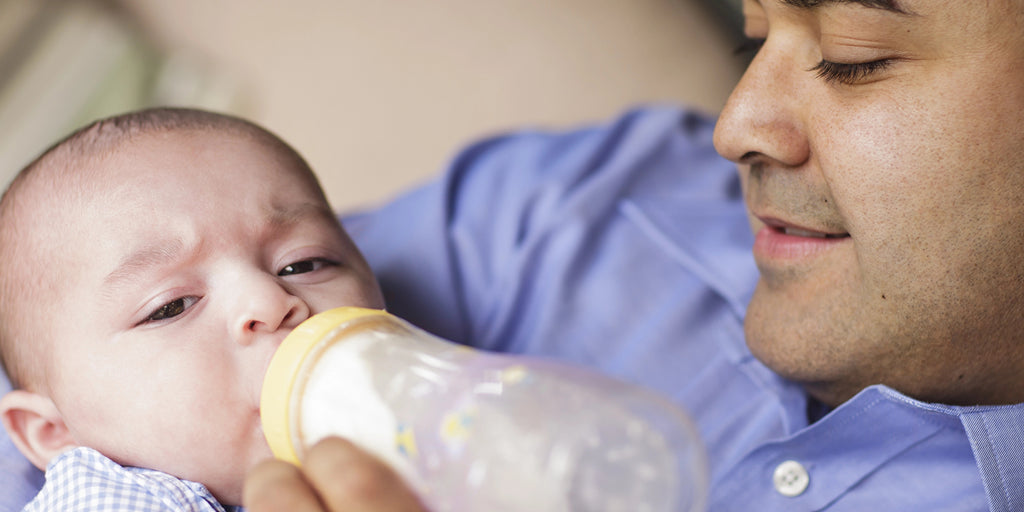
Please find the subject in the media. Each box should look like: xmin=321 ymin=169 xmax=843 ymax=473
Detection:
xmin=0 ymin=107 xmax=325 ymax=390
xmin=10 ymin=107 xmax=319 ymax=195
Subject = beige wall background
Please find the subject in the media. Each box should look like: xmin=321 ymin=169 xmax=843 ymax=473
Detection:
xmin=1 ymin=0 xmax=742 ymax=212
xmin=122 ymin=0 xmax=744 ymax=211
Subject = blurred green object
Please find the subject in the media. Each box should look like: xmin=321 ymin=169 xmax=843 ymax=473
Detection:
xmin=0 ymin=0 xmax=244 ymax=188
xmin=698 ymin=0 xmax=744 ymax=39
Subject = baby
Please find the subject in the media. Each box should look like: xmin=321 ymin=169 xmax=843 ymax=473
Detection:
xmin=0 ymin=107 xmax=386 ymax=509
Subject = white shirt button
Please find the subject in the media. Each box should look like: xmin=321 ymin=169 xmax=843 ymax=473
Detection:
xmin=773 ymin=460 xmax=810 ymax=497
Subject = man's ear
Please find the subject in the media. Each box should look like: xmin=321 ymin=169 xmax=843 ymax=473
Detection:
xmin=0 ymin=390 xmax=77 ymax=470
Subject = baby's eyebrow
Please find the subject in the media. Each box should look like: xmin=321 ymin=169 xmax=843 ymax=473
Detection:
xmin=100 ymin=202 xmax=335 ymax=296
xmin=260 ymin=202 xmax=344 ymax=247
xmin=264 ymin=202 xmax=335 ymax=228
xmin=102 ymin=237 xmax=188 ymax=293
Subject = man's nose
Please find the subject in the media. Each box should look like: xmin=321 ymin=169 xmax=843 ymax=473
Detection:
xmin=713 ymin=39 xmax=810 ymax=169
xmin=231 ymin=275 xmax=311 ymax=346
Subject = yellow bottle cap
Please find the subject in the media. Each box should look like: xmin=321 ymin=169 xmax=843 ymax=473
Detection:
xmin=260 ymin=306 xmax=392 ymax=465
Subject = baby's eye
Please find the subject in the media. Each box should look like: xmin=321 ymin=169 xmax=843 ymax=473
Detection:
xmin=146 ymin=296 xmax=200 ymax=323
xmin=278 ymin=258 xmax=334 ymax=276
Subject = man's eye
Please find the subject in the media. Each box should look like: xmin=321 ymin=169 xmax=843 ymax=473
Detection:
xmin=810 ymin=59 xmax=894 ymax=85
xmin=145 ymin=296 xmax=200 ymax=323
xmin=278 ymin=259 xmax=333 ymax=276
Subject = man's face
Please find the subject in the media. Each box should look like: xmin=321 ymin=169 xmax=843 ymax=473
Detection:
xmin=39 ymin=130 xmax=384 ymax=504
xmin=713 ymin=0 xmax=1024 ymax=406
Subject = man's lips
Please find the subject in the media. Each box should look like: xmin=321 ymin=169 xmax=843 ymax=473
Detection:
xmin=758 ymin=216 xmax=849 ymax=238
xmin=753 ymin=217 xmax=850 ymax=261
xmin=773 ymin=226 xmax=849 ymax=239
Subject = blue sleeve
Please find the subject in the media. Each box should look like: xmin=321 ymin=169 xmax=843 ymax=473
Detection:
xmin=343 ymin=105 xmax=755 ymax=359
xmin=343 ymin=117 xmax=633 ymax=345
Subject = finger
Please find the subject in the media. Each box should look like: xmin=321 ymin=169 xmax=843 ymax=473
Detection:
xmin=303 ymin=437 xmax=428 ymax=512
xmin=244 ymin=458 xmax=327 ymax=512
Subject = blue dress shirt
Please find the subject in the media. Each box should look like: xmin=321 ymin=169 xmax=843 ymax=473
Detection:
xmin=1 ymin=106 xmax=1023 ymax=511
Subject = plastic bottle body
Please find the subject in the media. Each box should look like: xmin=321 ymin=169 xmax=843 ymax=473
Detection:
xmin=261 ymin=308 xmax=707 ymax=512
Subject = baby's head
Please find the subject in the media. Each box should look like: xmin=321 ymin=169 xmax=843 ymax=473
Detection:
xmin=0 ymin=107 xmax=385 ymax=504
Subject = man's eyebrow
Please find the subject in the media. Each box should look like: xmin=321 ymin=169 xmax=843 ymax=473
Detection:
xmin=781 ymin=0 xmax=912 ymax=15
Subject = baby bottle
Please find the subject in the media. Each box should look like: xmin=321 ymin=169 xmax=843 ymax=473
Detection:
xmin=261 ymin=307 xmax=708 ymax=512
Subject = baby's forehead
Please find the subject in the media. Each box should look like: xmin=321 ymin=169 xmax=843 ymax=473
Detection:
xmin=3 ymin=117 xmax=331 ymax=270
xmin=5 ymin=131 xmax=224 ymax=246
xmin=41 ymin=127 xmax=297 ymax=191
xmin=34 ymin=128 xmax=325 ymax=237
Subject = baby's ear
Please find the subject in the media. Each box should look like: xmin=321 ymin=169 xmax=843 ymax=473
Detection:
xmin=0 ymin=390 xmax=77 ymax=470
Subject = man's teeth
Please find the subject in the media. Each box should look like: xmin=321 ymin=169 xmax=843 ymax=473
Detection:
xmin=782 ymin=227 xmax=844 ymax=238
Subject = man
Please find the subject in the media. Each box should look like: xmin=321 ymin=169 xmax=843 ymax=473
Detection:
xmin=245 ymin=1 xmax=1024 ymax=511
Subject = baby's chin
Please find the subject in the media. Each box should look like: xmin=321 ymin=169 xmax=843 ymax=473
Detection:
xmin=219 ymin=443 xmax=277 ymax=505
xmin=204 ymin=468 xmax=251 ymax=507
xmin=186 ymin=441 xmax=276 ymax=505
